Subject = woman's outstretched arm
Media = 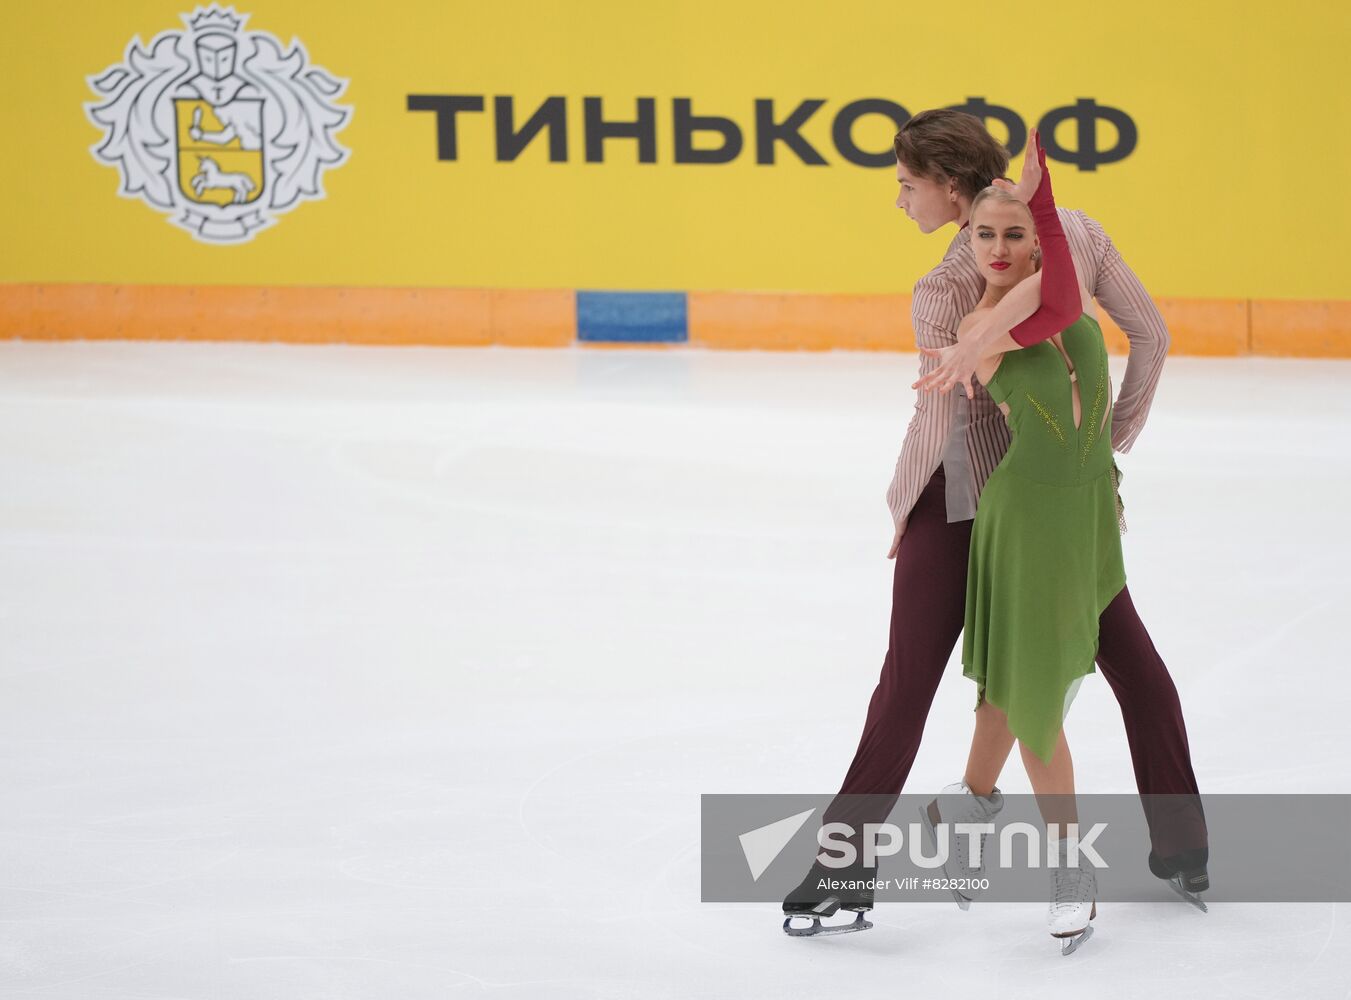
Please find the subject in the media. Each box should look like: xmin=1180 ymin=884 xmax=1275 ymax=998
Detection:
xmin=1007 ymin=131 xmax=1080 ymax=345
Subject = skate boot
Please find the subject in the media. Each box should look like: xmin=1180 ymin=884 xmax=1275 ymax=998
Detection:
xmin=1048 ymin=836 xmax=1098 ymax=956
xmin=1149 ymin=847 xmax=1209 ymax=912
xmin=782 ymin=858 xmax=876 ymax=937
xmin=918 ymin=781 xmax=1004 ymax=910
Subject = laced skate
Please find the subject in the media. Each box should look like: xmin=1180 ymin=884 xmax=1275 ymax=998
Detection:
xmin=917 ymin=781 xmax=1003 ymax=910
xmin=1048 ymin=841 xmax=1098 ymax=956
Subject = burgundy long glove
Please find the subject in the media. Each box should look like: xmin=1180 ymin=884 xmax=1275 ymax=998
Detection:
xmin=1008 ymin=133 xmax=1080 ymax=347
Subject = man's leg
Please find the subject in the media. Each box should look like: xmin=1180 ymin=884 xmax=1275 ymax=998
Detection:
xmin=1096 ymin=586 xmax=1209 ymax=865
xmin=785 ymin=469 xmax=971 ymax=920
xmin=822 ymin=467 xmax=972 ymax=830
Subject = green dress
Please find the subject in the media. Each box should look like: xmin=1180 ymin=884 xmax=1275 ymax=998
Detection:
xmin=961 ymin=312 xmax=1126 ymax=766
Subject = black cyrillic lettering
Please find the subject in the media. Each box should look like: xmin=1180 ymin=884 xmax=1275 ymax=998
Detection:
xmin=672 ymin=99 xmax=743 ymax=164
xmin=832 ymin=99 xmax=909 ymax=167
xmin=407 ymin=95 xmax=485 ymax=161
xmin=754 ymin=99 xmax=828 ymax=165
xmin=583 ymin=97 xmax=657 ymax=163
xmin=494 ymin=96 xmax=568 ymax=162
xmin=1037 ymin=99 xmax=1138 ymax=171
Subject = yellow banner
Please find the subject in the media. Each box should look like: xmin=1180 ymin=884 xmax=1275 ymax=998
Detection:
xmin=1 ymin=0 xmax=1347 ymax=300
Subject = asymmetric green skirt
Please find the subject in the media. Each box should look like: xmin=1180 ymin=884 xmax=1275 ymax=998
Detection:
xmin=961 ymin=463 xmax=1126 ymax=765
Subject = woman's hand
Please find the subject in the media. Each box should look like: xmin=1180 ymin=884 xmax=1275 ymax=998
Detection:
xmin=1000 ymin=128 xmax=1044 ymax=204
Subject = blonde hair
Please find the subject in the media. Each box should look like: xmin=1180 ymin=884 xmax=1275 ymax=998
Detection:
xmin=969 ymin=185 xmax=1035 ymax=227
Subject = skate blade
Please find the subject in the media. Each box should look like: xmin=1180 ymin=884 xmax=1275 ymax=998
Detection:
xmin=1052 ymin=900 xmax=1096 ymax=956
xmin=1056 ymin=924 xmax=1094 ymax=956
xmin=782 ymin=911 xmax=873 ymax=937
xmin=917 ymin=802 xmax=972 ymax=911
xmin=1168 ymin=876 xmax=1209 ymax=913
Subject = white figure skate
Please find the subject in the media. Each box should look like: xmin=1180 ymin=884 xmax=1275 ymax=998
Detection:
xmin=918 ymin=781 xmax=1003 ymax=910
xmin=1048 ymin=838 xmax=1098 ymax=956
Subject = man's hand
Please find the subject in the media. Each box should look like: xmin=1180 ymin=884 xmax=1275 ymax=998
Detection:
xmin=887 ymin=517 xmax=908 ymax=559
xmin=912 ymin=338 xmax=981 ymax=399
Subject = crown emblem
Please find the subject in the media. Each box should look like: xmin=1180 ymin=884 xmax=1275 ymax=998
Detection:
xmin=186 ymin=6 xmax=245 ymax=34
xmin=85 ymin=6 xmax=351 ymax=244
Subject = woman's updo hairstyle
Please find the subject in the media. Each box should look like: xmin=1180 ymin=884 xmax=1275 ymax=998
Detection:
xmin=970 ymin=185 xmax=1035 ymax=227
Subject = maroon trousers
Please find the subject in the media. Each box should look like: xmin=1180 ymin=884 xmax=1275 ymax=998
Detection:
xmin=825 ymin=466 xmax=1207 ymax=862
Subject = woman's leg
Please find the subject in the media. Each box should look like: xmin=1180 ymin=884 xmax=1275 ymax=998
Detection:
xmin=1025 ymin=730 xmax=1097 ymax=945
xmin=963 ymin=700 xmax=1017 ymax=797
xmin=962 ymin=701 xmax=1081 ymax=829
xmin=1020 ymin=730 xmax=1079 ymax=828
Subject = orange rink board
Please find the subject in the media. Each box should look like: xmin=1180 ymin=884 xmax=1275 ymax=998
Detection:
xmin=0 ymin=284 xmax=1348 ymax=357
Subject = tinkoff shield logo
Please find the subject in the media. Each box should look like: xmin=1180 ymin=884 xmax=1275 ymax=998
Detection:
xmin=85 ymin=5 xmax=351 ymax=243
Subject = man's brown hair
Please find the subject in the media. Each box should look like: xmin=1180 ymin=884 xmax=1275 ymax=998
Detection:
xmin=894 ymin=109 xmax=1010 ymax=201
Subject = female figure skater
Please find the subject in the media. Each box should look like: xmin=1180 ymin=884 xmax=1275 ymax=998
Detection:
xmin=918 ymin=133 xmax=1124 ymax=956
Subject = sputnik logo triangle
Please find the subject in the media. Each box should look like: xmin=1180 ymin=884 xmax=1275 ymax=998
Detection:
xmin=738 ymin=807 xmax=816 ymax=881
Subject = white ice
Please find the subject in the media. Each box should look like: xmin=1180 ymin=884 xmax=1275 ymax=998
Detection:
xmin=1 ymin=340 xmax=1348 ymax=999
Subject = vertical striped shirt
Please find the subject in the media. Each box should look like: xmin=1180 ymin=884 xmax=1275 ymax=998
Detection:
xmin=886 ymin=208 xmax=1170 ymax=527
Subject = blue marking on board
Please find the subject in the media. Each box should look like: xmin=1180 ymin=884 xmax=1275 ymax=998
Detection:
xmin=576 ymin=291 xmax=688 ymax=343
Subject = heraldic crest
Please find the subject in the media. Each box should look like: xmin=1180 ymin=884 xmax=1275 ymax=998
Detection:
xmin=85 ymin=5 xmax=352 ymax=243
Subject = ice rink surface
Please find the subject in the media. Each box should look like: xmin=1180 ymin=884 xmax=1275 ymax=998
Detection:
xmin=1 ymin=339 xmax=1349 ymax=998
